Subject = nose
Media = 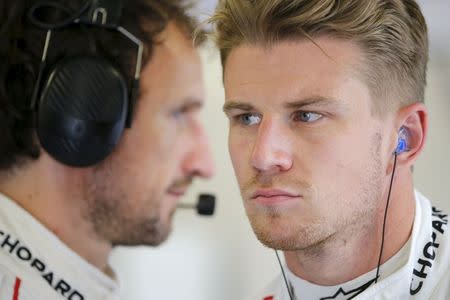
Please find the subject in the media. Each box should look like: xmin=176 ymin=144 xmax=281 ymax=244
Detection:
xmin=182 ymin=122 xmax=215 ymax=179
xmin=251 ymin=117 xmax=293 ymax=174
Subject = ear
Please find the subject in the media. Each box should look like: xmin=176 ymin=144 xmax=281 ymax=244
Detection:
xmin=394 ymin=103 xmax=428 ymax=167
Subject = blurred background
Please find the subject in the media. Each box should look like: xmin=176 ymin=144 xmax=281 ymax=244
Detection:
xmin=110 ymin=1 xmax=450 ymax=299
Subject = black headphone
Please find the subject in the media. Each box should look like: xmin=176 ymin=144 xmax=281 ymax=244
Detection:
xmin=28 ymin=0 xmax=143 ymax=167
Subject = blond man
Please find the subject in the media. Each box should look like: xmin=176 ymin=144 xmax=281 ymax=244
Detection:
xmin=209 ymin=0 xmax=449 ymax=299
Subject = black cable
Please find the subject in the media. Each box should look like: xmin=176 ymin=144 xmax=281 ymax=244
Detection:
xmin=27 ymin=0 xmax=92 ymax=30
xmin=275 ymin=250 xmax=295 ymax=300
xmin=375 ymin=152 xmax=398 ymax=282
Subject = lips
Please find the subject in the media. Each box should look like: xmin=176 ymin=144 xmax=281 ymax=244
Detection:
xmin=251 ymin=188 xmax=301 ymax=205
xmin=167 ymin=189 xmax=187 ymax=197
xmin=167 ymin=177 xmax=193 ymax=197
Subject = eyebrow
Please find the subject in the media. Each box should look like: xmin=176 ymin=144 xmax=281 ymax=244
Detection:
xmin=223 ymin=96 xmax=339 ymax=114
xmin=222 ymin=102 xmax=255 ymax=113
xmin=283 ymin=96 xmax=339 ymax=110
xmin=182 ymin=97 xmax=204 ymax=110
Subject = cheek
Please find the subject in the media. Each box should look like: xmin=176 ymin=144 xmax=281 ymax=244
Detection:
xmin=229 ymin=130 xmax=253 ymax=174
xmin=306 ymin=131 xmax=380 ymax=200
xmin=117 ymin=128 xmax=178 ymax=188
xmin=139 ymin=121 xmax=178 ymax=164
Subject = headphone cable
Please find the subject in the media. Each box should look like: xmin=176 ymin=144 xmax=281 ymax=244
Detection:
xmin=375 ymin=151 xmax=398 ymax=282
xmin=275 ymin=250 xmax=295 ymax=300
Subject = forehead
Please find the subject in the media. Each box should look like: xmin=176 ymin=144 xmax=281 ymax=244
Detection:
xmin=223 ymin=37 xmax=367 ymax=103
xmin=138 ymin=22 xmax=203 ymax=101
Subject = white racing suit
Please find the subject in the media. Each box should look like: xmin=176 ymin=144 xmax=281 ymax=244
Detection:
xmin=250 ymin=191 xmax=449 ymax=300
xmin=0 ymin=193 xmax=121 ymax=300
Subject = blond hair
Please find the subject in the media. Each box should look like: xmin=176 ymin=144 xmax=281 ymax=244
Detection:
xmin=208 ymin=0 xmax=429 ymax=114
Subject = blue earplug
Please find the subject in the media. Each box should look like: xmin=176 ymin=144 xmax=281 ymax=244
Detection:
xmin=395 ymin=127 xmax=409 ymax=154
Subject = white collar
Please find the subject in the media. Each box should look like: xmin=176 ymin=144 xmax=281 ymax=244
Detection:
xmin=0 ymin=193 xmax=120 ymax=299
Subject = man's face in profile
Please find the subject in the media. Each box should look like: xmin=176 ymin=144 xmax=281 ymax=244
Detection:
xmin=223 ymin=37 xmax=393 ymax=251
xmin=81 ymin=23 xmax=214 ymax=247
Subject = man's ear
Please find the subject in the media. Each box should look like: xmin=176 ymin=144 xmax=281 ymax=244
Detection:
xmin=394 ymin=102 xmax=428 ymax=167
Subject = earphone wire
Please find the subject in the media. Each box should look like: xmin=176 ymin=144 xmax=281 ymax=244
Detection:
xmin=275 ymin=250 xmax=295 ymax=300
xmin=375 ymin=151 xmax=398 ymax=282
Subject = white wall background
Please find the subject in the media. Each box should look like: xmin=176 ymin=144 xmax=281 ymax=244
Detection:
xmin=110 ymin=1 xmax=450 ymax=299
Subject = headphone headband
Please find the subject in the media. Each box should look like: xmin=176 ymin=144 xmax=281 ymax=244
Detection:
xmin=27 ymin=0 xmax=124 ymax=29
xmin=79 ymin=0 xmax=123 ymax=27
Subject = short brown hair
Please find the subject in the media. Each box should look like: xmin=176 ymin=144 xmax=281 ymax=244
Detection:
xmin=208 ymin=0 xmax=428 ymax=115
xmin=0 ymin=0 xmax=203 ymax=172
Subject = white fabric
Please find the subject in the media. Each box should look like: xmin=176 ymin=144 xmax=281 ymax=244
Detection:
xmin=0 ymin=193 xmax=121 ymax=300
xmin=250 ymin=191 xmax=450 ymax=300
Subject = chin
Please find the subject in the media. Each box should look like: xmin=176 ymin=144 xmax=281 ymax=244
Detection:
xmin=249 ymin=215 xmax=288 ymax=248
xmin=254 ymin=229 xmax=326 ymax=251
xmin=115 ymin=217 xmax=173 ymax=247
xmin=148 ymin=219 xmax=173 ymax=246
xmin=252 ymin=226 xmax=297 ymax=250
xmin=148 ymin=230 xmax=172 ymax=246
xmin=249 ymin=214 xmax=327 ymax=251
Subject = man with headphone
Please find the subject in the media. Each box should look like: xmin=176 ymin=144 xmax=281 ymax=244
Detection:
xmin=0 ymin=0 xmax=214 ymax=299
xmin=209 ymin=0 xmax=448 ymax=299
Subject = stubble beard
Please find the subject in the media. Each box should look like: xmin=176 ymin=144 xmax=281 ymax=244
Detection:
xmin=87 ymin=192 xmax=172 ymax=247
xmin=243 ymin=132 xmax=384 ymax=255
xmin=245 ymin=202 xmax=339 ymax=252
xmin=82 ymin=163 xmax=172 ymax=247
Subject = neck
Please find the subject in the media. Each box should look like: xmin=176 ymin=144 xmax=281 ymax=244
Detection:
xmin=284 ymin=170 xmax=415 ymax=286
xmin=0 ymin=156 xmax=113 ymax=276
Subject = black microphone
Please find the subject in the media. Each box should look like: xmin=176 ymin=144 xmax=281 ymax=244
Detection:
xmin=177 ymin=194 xmax=216 ymax=216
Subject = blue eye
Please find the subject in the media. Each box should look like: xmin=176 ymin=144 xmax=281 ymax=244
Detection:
xmin=172 ymin=110 xmax=182 ymax=118
xmin=236 ymin=113 xmax=261 ymax=126
xmin=293 ymin=111 xmax=322 ymax=123
xmin=171 ymin=106 xmax=190 ymax=120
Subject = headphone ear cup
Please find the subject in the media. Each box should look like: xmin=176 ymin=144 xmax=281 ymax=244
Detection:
xmin=37 ymin=56 xmax=128 ymax=167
